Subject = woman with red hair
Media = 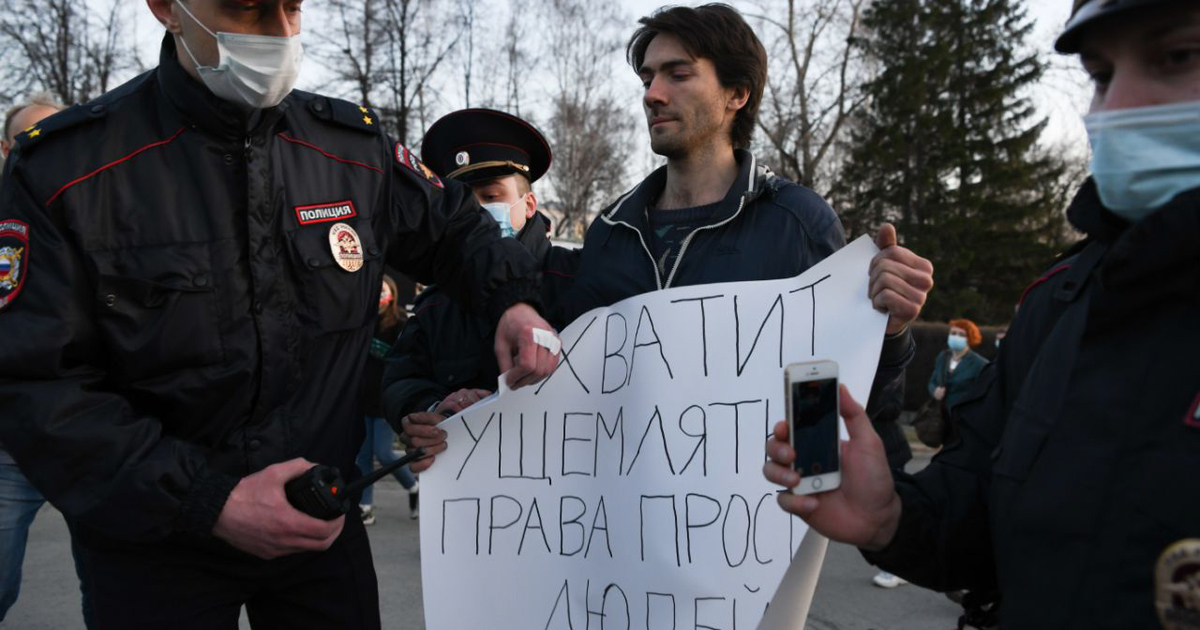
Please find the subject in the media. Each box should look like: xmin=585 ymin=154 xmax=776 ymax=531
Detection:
xmin=929 ymin=318 xmax=989 ymax=426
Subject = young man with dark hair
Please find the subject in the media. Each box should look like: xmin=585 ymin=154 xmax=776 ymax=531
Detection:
xmin=409 ymin=4 xmax=932 ymax=476
xmin=625 ymin=3 xmax=767 ymax=152
xmin=765 ymin=1 xmax=1200 ymax=626
xmin=554 ymin=4 xmax=933 ymax=415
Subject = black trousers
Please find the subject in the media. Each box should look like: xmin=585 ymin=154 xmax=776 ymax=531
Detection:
xmin=70 ymin=516 xmax=380 ymax=630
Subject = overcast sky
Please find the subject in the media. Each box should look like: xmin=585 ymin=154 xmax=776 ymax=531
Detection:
xmin=125 ymin=1 xmax=1090 ymax=159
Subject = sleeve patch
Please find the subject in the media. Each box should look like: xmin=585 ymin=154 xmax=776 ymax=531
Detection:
xmin=396 ymin=143 xmax=444 ymax=189
xmin=0 ymin=220 xmax=30 ymax=311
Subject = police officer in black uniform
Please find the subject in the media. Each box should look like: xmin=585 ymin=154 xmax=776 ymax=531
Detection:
xmin=382 ymin=109 xmax=579 ymax=465
xmin=764 ymin=1 xmax=1200 ymax=628
xmin=0 ymin=1 xmax=559 ymax=628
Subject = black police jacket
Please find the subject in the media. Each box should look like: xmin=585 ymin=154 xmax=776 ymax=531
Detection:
xmin=0 ymin=37 xmax=542 ymax=544
xmin=864 ymin=181 xmax=1200 ymax=628
xmin=552 ymin=150 xmax=915 ymax=413
xmin=381 ymin=212 xmax=578 ymax=421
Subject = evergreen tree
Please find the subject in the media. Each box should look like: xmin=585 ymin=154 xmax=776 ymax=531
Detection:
xmin=835 ymin=0 xmax=1070 ymax=324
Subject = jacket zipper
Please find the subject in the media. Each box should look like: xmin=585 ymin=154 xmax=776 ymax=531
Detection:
xmin=663 ymin=193 xmax=749 ymax=288
xmin=600 ymin=164 xmax=761 ymax=291
xmin=604 ymin=215 xmax=664 ymax=290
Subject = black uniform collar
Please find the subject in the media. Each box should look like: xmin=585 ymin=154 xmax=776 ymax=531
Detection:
xmin=515 ymin=211 xmax=553 ymax=260
xmin=1064 ymin=179 xmax=1129 ymax=245
xmin=155 ymin=34 xmax=288 ymax=141
xmin=1067 ymin=177 xmax=1200 ymax=296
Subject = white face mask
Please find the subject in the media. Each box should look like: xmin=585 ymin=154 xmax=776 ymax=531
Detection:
xmin=1085 ymin=100 xmax=1200 ymax=223
xmin=175 ymin=0 xmax=303 ymax=109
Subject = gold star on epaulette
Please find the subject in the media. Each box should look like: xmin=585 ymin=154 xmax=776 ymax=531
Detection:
xmin=27 ymin=129 xmax=41 ymax=139
xmin=363 ymin=116 xmax=373 ymax=126
xmin=359 ymin=106 xmax=369 ymax=113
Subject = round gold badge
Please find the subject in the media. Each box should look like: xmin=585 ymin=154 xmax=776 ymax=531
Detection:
xmin=1157 ymin=539 xmax=1200 ymax=630
xmin=328 ymin=223 xmax=364 ymax=273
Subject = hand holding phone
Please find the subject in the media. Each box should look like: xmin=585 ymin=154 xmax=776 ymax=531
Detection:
xmin=785 ymin=360 xmax=841 ymax=495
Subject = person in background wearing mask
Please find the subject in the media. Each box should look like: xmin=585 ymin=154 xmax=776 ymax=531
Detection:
xmin=384 ymin=109 xmax=578 ymax=469
xmin=0 ymin=1 xmax=560 ymax=627
xmin=928 ymin=318 xmax=988 ymax=442
xmin=764 ymin=1 xmax=1200 ymax=626
xmin=356 ymin=275 xmax=418 ymax=526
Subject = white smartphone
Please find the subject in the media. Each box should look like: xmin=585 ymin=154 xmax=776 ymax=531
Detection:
xmin=785 ymin=360 xmax=842 ymax=495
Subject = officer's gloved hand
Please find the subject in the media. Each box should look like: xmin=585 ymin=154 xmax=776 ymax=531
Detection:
xmin=762 ymin=385 xmax=902 ymax=551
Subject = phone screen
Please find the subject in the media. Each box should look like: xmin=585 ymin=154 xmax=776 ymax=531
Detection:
xmin=791 ymin=378 xmax=839 ymax=476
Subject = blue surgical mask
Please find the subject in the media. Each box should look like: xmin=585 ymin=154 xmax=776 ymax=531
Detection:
xmin=481 ymin=200 xmax=521 ymax=238
xmin=1085 ymin=100 xmax=1200 ymax=223
xmin=948 ymin=335 xmax=967 ymax=352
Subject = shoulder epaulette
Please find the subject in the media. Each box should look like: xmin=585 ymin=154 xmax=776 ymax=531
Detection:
xmin=13 ymin=102 xmax=106 ymax=152
xmin=305 ymin=95 xmax=381 ymax=135
xmin=1019 ymin=238 xmax=1106 ymax=307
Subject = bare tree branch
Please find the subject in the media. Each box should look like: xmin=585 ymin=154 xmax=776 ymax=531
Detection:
xmin=749 ymin=0 xmax=868 ymax=195
xmin=0 ymin=0 xmax=138 ymax=106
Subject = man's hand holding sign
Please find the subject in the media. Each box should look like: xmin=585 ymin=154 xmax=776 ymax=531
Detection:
xmin=869 ymin=223 xmax=935 ymax=336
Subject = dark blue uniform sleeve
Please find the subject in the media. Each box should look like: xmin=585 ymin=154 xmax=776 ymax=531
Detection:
xmin=861 ymin=363 xmax=1003 ymax=592
xmin=0 ymin=163 xmax=238 ymax=542
xmin=381 ymin=308 xmax=447 ymax=425
xmin=859 ymin=276 xmax=1068 ymax=590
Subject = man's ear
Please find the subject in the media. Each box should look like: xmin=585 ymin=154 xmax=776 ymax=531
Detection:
xmin=147 ymin=0 xmax=183 ymax=34
xmin=524 ymin=191 xmax=538 ymax=220
xmin=727 ymin=85 xmax=750 ymax=113
xmin=0 ymin=140 xmax=11 ymax=159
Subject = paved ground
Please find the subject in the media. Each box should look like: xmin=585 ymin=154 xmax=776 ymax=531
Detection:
xmin=5 ymin=447 xmax=963 ymax=630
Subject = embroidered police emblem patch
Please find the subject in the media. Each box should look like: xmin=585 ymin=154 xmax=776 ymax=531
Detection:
xmin=1157 ymin=539 xmax=1200 ymax=630
xmin=0 ymin=220 xmax=30 ymax=311
xmin=395 ymin=143 xmax=444 ymax=189
xmin=328 ymin=222 xmax=364 ymax=273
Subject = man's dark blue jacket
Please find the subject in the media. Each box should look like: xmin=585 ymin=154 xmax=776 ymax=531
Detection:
xmin=553 ymin=149 xmax=914 ymax=414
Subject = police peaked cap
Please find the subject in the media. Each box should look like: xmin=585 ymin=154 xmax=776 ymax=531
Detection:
xmin=1056 ymin=0 xmax=1182 ymax=53
xmin=420 ymin=109 xmax=551 ymax=185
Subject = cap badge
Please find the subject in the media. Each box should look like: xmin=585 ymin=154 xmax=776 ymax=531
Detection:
xmin=1156 ymin=539 xmax=1200 ymax=630
xmin=455 ymin=151 xmax=470 ymax=166
xmin=328 ymin=223 xmax=364 ymax=273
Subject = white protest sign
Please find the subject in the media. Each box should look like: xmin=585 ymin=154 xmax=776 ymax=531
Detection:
xmin=420 ymin=235 xmax=887 ymax=629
